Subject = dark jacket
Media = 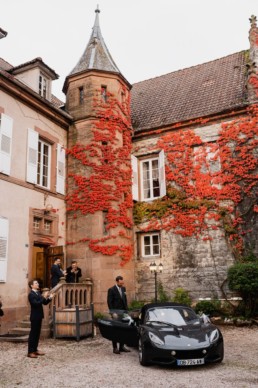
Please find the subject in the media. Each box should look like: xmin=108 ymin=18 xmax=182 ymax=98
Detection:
xmin=51 ymin=264 xmax=63 ymax=288
xmin=66 ymin=266 xmax=82 ymax=283
xmin=28 ymin=291 xmax=51 ymax=321
xmin=107 ymin=285 xmax=128 ymax=311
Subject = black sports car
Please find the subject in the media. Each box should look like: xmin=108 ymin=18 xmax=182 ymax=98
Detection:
xmin=98 ymin=302 xmax=224 ymax=367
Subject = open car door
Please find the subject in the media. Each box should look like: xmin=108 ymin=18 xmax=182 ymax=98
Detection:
xmin=98 ymin=318 xmax=139 ymax=348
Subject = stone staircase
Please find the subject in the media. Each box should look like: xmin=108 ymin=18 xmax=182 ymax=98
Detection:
xmin=9 ymin=315 xmax=30 ymax=337
xmin=1 ymin=314 xmax=51 ymax=343
xmin=0 ymin=315 xmax=30 ymax=342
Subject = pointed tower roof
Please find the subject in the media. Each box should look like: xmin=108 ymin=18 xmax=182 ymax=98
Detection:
xmin=70 ymin=6 xmax=121 ymax=75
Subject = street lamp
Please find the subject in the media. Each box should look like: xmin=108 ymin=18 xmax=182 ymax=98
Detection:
xmin=149 ymin=262 xmax=163 ymax=302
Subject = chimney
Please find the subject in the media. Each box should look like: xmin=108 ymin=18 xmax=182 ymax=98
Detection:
xmin=0 ymin=27 xmax=7 ymax=39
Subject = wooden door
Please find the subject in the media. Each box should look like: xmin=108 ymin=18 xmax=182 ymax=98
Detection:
xmin=46 ymin=246 xmax=64 ymax=289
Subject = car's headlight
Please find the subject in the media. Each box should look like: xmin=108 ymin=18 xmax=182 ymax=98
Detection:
xmin=209 ymin=329 xmax=219 ymax=343
xmin=148 ymin=332 xmax=165 ymax=346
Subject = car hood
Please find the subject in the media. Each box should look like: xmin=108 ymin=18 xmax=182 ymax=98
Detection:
xmin=149 ymin=324 xmax=215 ymax=349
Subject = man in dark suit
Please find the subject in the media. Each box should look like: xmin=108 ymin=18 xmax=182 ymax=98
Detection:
xmin=27 ymin=279 xmax=55 ymax=358
xmin=66 ymin=260 xmax=82 ymax=283
xmin=107 ymin=275 xmax=130 ymax=354
xmin=51 ymin=257 xmax=66 ymax=288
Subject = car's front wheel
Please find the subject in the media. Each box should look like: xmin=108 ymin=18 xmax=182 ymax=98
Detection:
xmin=139 ymin=340 xmax=150 ymax=366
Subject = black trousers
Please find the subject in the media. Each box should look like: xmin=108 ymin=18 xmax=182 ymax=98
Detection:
xmin=112 ymin=341 xmax=124 ymax=350
xmin=28 ymin=319 xmax=42 ymax=353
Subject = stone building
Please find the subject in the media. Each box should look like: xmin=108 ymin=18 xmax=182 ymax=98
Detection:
xmin=0 ymin=9 xmax=257 ymax=332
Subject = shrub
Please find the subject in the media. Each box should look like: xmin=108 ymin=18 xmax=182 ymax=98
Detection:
xmin=128 ymin=300 xmax=146 ymax=310
xmin=94 ymin=311 xmax=105 ymax=326
xmin=158 ymin=281 xmax=170 ymax=302
xmin=228 ymin=261 xmax=258 ymax=317
xmin=172 ymin=288 xmax=192 ymax=306
xmin=194 ymin=300 xmax=221 ymax=316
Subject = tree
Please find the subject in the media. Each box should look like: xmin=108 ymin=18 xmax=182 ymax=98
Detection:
xmin=228 ymin=262 xmax=258 ymax=317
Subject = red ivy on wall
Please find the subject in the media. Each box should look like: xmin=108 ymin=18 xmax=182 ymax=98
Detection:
xmin=66 ymin=88 xmax=133 ymax=266
xmin=137 ymin=103 xmax=258 ymax=258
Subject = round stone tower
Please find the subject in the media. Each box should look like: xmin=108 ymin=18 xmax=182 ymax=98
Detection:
xmin=63 ymin=7 xmax=134 ymax=311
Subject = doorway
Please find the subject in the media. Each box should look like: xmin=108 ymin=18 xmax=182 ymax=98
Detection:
xmin=32 ymin=245 xmax=64 ymax=289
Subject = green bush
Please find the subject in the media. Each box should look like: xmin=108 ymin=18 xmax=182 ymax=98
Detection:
xmin=172 ymin=288 xmax=192 ymax=306
xmin=228 ymin=261 xmax=258 ymax=317
xmin=158 ymin=281 xmax=170 ymax=302
xmin=128 ymin=300 xmax=146 ymax=310
xmin=194 ymin=300 xmax=221 ymax=316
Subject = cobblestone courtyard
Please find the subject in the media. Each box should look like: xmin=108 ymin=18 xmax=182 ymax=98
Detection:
xmin=0 ymin=326 xmax=257 ymax=388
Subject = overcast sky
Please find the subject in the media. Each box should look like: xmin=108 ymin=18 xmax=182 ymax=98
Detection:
xmin=1 ymin=0 xmax=258 ymax=100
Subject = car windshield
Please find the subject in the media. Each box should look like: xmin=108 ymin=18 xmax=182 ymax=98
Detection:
xmin=145 ymin=307 xmax=199 ymax=326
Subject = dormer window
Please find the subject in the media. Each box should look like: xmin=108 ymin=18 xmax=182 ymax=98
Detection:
xmin=39 ymin=73 xmax=48 ymax=98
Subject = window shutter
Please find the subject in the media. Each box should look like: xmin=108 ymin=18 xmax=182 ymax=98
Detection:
xmin=0 ymin=217 xmax=9 ymax=282
xmin=131 ymin=155 xmax=139 ymax=201
xmin=26 ymin=128 xmax=38 ymax=183
xmin=0 ymin=114 xmax=13 ymax=175
xmin=56 ymin=144 xmax=65 ymax=194
xmin=159 ymin=149 xmax=166 ymax=197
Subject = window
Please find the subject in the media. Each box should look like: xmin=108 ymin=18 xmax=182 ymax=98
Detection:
xmin=141 ymin=158 xmax=160 ymax=200
xmin=79 ymin=87 xmax=84 ymax=104
xmin=131 ymin=150 xmax=166 ymax=201
xmin=101 ymin=86 xmax=107 ymax=102
xmin=27 ymin=129 xmax=65 ymax=194
xmin=44 ymin=220 xmax=52 ymax=232
xmin=141 ymin=233 xmax=160 ymax=257
xmin=121 ymin=91 xmax=125 ymax=104
xmin=103 ymin=211 xmax=109 ymax=235
xmin=33 ymin=217 xmax=41 ymax=230
xmin=37 ymin=139 xmax=51 ymax=188
xmin=39 ymin=73 xmax=48 ymax=98
xmin=102 ymin=141 xmax=108 ymax=164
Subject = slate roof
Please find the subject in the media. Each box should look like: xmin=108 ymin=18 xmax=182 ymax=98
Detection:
xmin=0 ymin=58 xmax=12 ymax=71
xmin=69 ymin=7 xmax=120 ymax=76
xmin=10 ymin=57 xmax=59 ymax=79
xmin=131 ymin=51 xmax=248 ymax=132
xmin=0 ymin=58 xmax=67 ymax=116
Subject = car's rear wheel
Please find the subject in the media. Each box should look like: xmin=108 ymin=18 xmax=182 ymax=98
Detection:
xmin=139 ymin=340 xmax=150 ymax=366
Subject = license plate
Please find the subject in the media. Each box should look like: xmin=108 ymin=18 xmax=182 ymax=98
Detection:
xmin=177 ymin=358 xmax=204 ymax=366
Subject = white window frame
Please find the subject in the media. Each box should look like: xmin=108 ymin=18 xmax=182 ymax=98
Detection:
xmin=37 ymin=138 xmax=51 ymax=189
xmin=0 ymin=217 xmax=9 ymax=282
xmin=44 ymin=219 xmax=52 ymax=232
xmin=39 ymin=73 xmax=48 ymax=98
xmin=141 ymin=233 xmax=160 ymax=257
xmin=140 ymin=157 xmax=159 ymax=201
xmin=138 ymin=150 xmax=166 ymax=201
xmin=0 ymin=113 xmax=13 ymax=175
xmin=33 ymin=217 xmax=41 ymax=230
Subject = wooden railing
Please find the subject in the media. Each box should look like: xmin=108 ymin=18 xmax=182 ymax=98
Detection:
xmin=42 ymin=278 xmax=93 ymax=328
xmin=50 ymin=278 xmax=93 ymax=311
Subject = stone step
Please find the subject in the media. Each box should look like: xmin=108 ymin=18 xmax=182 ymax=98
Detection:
xmin=0 ymin=333 xmax=28 ymax=343
xmin=9 ymin=327 xmax=30 ymax=336
xmin=17 ymin=320 xmax=31 ymax=328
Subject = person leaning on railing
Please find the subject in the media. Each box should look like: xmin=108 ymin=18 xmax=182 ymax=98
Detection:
xmin=66 ymin=260 xmax=82 ymax=283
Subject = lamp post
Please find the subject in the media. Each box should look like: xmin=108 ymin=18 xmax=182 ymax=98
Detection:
xmin=149 ymin=262 xmax=163 ymax=302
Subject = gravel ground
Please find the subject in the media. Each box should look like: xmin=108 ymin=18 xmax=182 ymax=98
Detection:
xmin=0 ymin=326 xmax=257 ymax=388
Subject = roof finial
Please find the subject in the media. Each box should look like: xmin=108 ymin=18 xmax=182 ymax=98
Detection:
xmin=249 ymin=15 xmax=257 ymax=28
xmin=95 ymin=4 xmax=100 ymax=14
